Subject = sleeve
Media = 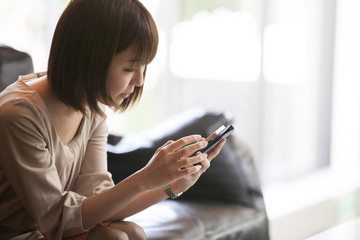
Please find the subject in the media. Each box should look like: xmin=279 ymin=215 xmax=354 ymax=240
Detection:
xmin=72 ymin=114 xmax=115 ymax=198
xmin=0 ymin=99 xmax=89 ymax=240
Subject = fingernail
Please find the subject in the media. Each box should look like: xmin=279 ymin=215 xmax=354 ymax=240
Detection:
xmin=201 ymin=141 xmax=208 ymax=147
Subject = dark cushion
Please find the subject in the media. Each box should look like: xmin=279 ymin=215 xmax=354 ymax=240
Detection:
xmin=0 ymin=45 xmax=34 ymax=91
xmin=107 ymin=108 xmax=263 ymax=207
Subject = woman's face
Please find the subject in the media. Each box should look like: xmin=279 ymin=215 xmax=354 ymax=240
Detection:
xmin=107 ymin=47 xmax=145 ymax=105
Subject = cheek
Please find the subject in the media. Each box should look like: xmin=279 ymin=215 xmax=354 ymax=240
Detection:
xmin=108 ymin=72 xmax=127 ymax=94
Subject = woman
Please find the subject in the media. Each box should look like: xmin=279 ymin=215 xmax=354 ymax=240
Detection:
xmin=0 ymin=0 xmax=225 ymax=239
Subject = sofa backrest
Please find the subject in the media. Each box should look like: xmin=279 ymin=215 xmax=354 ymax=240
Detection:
xmin=0 ymin=45 xmax=34 ymax=91
xmin=107 ymin=107 xmax=266 ymax=210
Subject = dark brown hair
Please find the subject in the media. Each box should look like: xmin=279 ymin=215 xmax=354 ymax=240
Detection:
xmin=47 ymin=0 xmax=158 ymax=115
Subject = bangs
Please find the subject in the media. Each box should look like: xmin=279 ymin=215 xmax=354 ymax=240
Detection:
xmin=133 ymin=15 xmax=158 ymax=65
xmin=116 ymin=1 xmax=158 ymax=64
xmin=111 ymin=0 xmax=158 ymax=112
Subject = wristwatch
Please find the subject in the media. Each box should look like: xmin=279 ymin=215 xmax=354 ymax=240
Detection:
xmin=163 ymin=185 xmax=183 ymax=199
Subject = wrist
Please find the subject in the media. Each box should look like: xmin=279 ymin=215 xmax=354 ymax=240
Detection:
xmin=130 ymin=169 xmax=153 ymax=192
xmin=168 ymin=182 xmax=183 ymax=194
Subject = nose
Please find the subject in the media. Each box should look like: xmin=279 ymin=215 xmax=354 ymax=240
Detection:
xmin=131 ymin=66 xmax=145 ymax=87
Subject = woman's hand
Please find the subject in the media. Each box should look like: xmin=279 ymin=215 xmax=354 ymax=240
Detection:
xmin=168 ymin=132 xmax=226 ymax=194
xmin=139 ymin=135 xmax=209 ymax=191
xmin=203 ymin=131 xmax=227 ymax=161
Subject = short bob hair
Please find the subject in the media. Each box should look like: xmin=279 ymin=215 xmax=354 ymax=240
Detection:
xmin=47 ymin=0 xmax=158 ymax=115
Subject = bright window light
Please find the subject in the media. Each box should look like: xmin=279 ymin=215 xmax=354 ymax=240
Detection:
xmin=170 ymin=8 xmax=261 ymax=81
xmin=263 ymin=22 xmax=308 ymax=85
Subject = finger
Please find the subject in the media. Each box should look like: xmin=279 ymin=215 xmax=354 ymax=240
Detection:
xmin=207 ymin=138 xmax=226 ymax=161
xmin=177 ymin=152 xmax=208 ymax=169
xmin=193 ymin=151 xmax=210 ymax=173
xmin=183 ymin=151 xmax=208 ymax=168
xmin=206 ymin=132 xmax=217 ymax=142
xmin=155 ymin=140 xmax=174 ymax=154
xmin=206 ymin=125 xmax=225 ymax=141
xmin=167 ymin=135 xmax=202 ymax=152
xmin=199 ymin=157 xmax=210 ymax=172
xmin=182 ymin=138 xmax=206 ymax=158
xmin=178 ymin=164 xmax=202 ymax=177
xmin=175 ymin=140 xmax=208 ymax=159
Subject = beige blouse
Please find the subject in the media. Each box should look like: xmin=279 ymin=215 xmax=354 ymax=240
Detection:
xmin=0 ymin=73 xmax=115 ymax=240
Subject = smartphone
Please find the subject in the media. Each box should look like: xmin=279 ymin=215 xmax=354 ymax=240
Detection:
xmin=200 ymin=124 xmax=234 ymax=154
xmin=191 ymin=124 xmax=234 ymax=164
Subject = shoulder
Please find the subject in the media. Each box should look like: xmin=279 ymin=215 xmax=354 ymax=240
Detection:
xmin=0 ymin=96 xmax=50 ymax=156
xmin=1 ymin=73 xmax=47 ymax=115
xmin=0 ymin=85 xmax=47 ymax=131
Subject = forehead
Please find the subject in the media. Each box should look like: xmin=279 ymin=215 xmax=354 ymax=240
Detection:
xmin=112 ymin=47 xmax=137 ymax=62
xmin=112 ymin=47 xmax=150 ymax=67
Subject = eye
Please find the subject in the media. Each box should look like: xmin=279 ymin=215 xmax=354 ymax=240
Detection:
xmin=125 ymin=68 xmax=135 ymax=73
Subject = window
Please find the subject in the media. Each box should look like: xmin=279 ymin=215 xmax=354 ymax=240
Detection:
xmin=260 ymin=0 xmax=334 ymax=181
xmin=170 ymin=6 xmax=261 ymax=81
xmin=132 ymin=0 xmax=335 ymax=183
xmin=0 ymin=0 xmax=66 ymax=72
xmin=1 ymin=0 xmax=340 ymax=184
xmin=108 ymin=0 xmax=335 ymax=183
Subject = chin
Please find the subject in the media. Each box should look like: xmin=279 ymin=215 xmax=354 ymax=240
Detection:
xmin=115 ymin=97 xmax=125 ymax=105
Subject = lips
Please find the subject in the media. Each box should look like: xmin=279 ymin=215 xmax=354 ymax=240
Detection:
xmin=119 ymin=94 xmax=130 ymax=98
xmin=119 ymin=92 xmax=132 ymax=99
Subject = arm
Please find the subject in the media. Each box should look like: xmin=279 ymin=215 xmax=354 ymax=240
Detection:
xmin=77 ymin=113 xmax=225 ymax=227
xmin=106 ymin=187 xmax=167 ymax=221
xmin=81 ymin=135 xmax=209 ymax=229
xmin=106 ymin=134 xmax=226 ymax=221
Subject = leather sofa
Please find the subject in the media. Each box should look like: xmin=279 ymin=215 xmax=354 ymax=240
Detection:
xmin=107 ymin=108 xmax=270 ymax=240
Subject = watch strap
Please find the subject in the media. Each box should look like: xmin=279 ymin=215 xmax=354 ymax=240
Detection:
xmin=163 ymin=185 xmax=183 ymax=199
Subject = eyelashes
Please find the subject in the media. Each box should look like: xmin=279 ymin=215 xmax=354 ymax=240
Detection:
xmin=124 ymin=68 xmax=135 ymax=73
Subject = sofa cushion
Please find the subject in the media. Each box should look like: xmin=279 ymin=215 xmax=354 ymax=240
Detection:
xmin=107 ymin=108 xmax=263 ymax=207
xmin=126 ymin=199 xmax=269 ymax=240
